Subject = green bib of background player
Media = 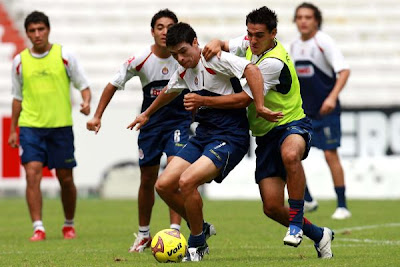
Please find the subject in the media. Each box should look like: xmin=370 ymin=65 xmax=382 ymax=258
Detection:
xmin=246 ymin=40 xmax=305 ymax=136
xmin=19 ymin=44 xmax=72 ymax=128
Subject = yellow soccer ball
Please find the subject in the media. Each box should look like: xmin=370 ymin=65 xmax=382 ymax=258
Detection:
xmin=151 ymin=229 xmax=187 ymax=263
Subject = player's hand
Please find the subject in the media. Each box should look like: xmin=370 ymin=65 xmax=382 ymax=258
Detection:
xmin=184 ymin=93 xmax=204 ymax=111
xmin=87 ymin=117 xmax=101 ymax=134
xmin=8 ymin=132 xmax=19 ymax=148
xmin=256 ymin=107 xmax=284 ymax=122
xmin=319 ymin=96 xmax=336 ymax=116
xmin=203 ymin=39 xmax=222 ymax=61
xmin=127 ymin=113 xmax=149 ymax=131
xmin=80 ymin=101 xmax=90 ymax=115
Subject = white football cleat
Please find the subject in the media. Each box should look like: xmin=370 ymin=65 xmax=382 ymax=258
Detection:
xmin=182 ymin=243 xmax=209 ymax=262
xmin=314 ymin=227 xmax=334 ymax=259
xmin=304 ymin=200 xmax=319 ymax=213
xmin=331 ymin=207 xmax=351 ymax=220
xmin=283 ymin=225 xmax=303 ymax=247
xmin=128 ymin=233 xmax=151 ymax=253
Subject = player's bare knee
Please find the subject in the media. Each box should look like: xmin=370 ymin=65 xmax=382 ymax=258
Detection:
xmin=263 ymin=203 xmax=280 ymax=219
xmin=178 ymin=174 xmax=195 ymax=196
xmin=282 ymin=149 xmax=301 ymax=168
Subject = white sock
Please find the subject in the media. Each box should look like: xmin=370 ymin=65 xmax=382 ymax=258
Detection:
xmin=33 ymin=220 xmax=45 ymax=232
xmin=170 ymin=224 xmax=181 ymax=231
xmin=138 ymin=225 xmax=150 ymax=237
xmin=64 ymin=219 xmax=74 ymax=227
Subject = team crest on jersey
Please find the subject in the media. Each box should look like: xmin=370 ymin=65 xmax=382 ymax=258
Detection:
xmin=138 ymin=148 xmax=144 ymax=160
xmin=194 ymin=76 xmax=199 ymax=86
xmin=162 ymin=67 xmax=169 ymax=75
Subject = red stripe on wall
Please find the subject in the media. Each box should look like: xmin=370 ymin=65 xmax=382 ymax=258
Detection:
xmin=2 ymin=117 xmax=20 ymax=178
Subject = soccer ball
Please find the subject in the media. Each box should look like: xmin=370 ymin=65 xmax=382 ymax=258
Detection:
xmin=151 ymin=229 xmax=187 ymax=263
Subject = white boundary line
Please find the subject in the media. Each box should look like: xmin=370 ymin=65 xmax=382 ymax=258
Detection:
xmin=336 ymin=238 xmax=400 ymax=245
xmin=334 ymin=223 xmax=400 ymax=245
xmin=334 ymin=222 xmax=400 ymax=233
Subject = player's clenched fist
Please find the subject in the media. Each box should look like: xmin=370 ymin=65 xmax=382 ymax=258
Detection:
xmin=184 ymin=93 xmax=204 ymax=111
xmin=127 ymin=113 xmax=149 ymax=131
xmin=87 ymin=117 xmax=101 ymax=134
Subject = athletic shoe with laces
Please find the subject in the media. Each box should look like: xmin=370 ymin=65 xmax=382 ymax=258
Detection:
xmin=283 ymin=225 xmax=303 ymax=247
xmin=182 ymin=243 xmax=209 ymax=262
xmin=203 ymin=222 xmax=216 ymax=240
xmin=314 ymin=227 xmax=334 ymax=259
xmin=331 ymin=207 xmax=351 ymax=220
xmin=128 ymin=233 xmax=151 ymax=253
xmin=304 ymin=200 xmax=319 ymax=213
xmin=30 ymin=229 xmax=46 ymax=241
xmin=62 ymin=226 xmax=76 ymax=239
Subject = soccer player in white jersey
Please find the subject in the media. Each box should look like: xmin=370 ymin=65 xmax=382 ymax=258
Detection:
xmin=291 ymin=3 xmax=351 ymax=219
xmin=128 ymin=22 xmax=278 ymax=261
xmin=87 ymin=10 xmax=196 ymax=252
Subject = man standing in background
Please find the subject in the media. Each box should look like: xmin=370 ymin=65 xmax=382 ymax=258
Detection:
xmin=8 ymin=11 xmax=91 ymax=241
xmin=291 ymin=2 xmax=351 ymax=219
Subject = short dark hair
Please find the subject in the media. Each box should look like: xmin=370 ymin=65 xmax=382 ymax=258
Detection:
xmin=294 ymin=2 xmax=323 ymax=29
xmin=24 ymin=11 xmax=50 ymax=31
xmin=166 ymin=22 xmax=197 ymax=47
xmin=246 ymin=6 xmax=278 ymax=32
xmin=151 ymin=9 xmax=178 ymax=29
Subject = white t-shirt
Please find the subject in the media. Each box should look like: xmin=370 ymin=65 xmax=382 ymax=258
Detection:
xmin=166 ymin=50 xmax=250 ymax=95
xmin=228 ymin=35 xmax=284 ymax=99
xmin=290 ymin=31 xmax=349 ymax=78
xmin=110 ymin=46 xmax=179 ymax=90
xmin=12 ymin=45 xmax=90 ymax=100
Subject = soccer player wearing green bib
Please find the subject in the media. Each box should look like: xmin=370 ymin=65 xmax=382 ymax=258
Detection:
xmin=8 ymin=11 xmax=91 ymax=241
xmin=189 ymin=6 xmax=334 ymax=258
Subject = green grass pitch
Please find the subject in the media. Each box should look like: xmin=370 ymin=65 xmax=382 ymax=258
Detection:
xmin=1 ymin=198 xmax=399 ymax=266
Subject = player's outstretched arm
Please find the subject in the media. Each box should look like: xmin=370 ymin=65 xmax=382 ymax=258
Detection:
xmin=127 ymin=86 xmax=180 ymax=131
xmin=87 ymin=83 xmax=117 ymax=134
xmin=203 ymin=39 xmax=229 ymax=61
xmin=80 ymin=87 xmax=91 ymax=115
xmin=184 ymin=91 xmax=252 ymax=111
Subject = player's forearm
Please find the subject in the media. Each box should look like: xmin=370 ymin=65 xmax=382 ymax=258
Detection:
xmin=93 ymin=83 xmax=117 ymax=119
xmin=81 ymin=87 xmax=91 ymax=104
xmin=10 ymin=99 xmax=22 ymax=133
xmin=203 ymin=91 xmax=251 ymax=109
xmin=243 ymin=64 xmax=264 ymax=112
xmin=329 ymin=69 xmax=350 ymax=99
xmin=144 ymin=87 xmax=179 ymax=117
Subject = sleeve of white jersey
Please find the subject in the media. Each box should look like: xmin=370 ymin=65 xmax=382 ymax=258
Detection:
xmin=228 ymin=35 xmax=249 ymax=57
xmin=11 ymin=55 xmax=23 ymax=100
xmin=110 ymin=55 xmax=140 ymax=90
xmin=166 ymin=69 xmax=187 ymax=93
xmin=206 ymin=52 xmax=250 ymax=79
xmin=242 ymin=58 xmax=284 ymax=99
xmin=319 ymin=33 xmax=349 ymax=73
xmin=62 ymin=47 xmax=90 ymax=90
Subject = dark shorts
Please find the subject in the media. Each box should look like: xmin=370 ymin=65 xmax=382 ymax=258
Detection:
xmin=138 ymin=121 xmax=190 ymax=167
xmin=176 ymin=130 xmax=249 ymax=183
xmin=254 ymin=117 xmax=312 ymax=183
xmin=19 ymin=126 xmax=76 ymax=169
xmin=310 ymin=113 xmax=341 ymax=150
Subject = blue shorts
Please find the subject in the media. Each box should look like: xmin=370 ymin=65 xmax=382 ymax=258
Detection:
xmin=254 ymin=117 xmax=312 ymax=183
xmin=138 ymin=121 xmax=190 ymax=167
xmin=19 ymin=126 xmax=76 ymax=169
xmin=310 ymin=113 xmax=341 ymax=150
xmin=176 ymin=130 xmax=249 ymax=183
